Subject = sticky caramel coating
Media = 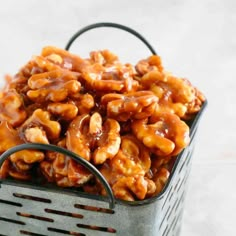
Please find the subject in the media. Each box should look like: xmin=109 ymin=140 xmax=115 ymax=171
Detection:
xmin=112 ymin=175 xmax=148 ymax=201
xmin=27 ymin=70 xmax=81 ymax=102
xmin=69 ymin=93 xmax=95 ymax=115
xmin=111 ymin=135 xmax=151 ymax=176
xmin=89 ymin=50 xmax=119 ymax=65
xmin=66 ymin=112 xmax=121 ymax=164
xmin=0 ymin=89 xmax=27 ymax=127
xmin=101 ymin=91 xmax=158 ymax=121
xmin=0 ymin=159 xmax=10 ymax=179
xmin=47 ymin=103 xmax=78 ymax=120
xmin=141 ymin=71 xmax=205 ymax=119
xmin=0 ymin=121 xmax=44 ymax=178
xmin=41 ymin=46 xmax=89 ymax=71
xmin=20 ymin=109 xmax=61 ymax=141
xmin=40 ymin=139 xmax=92 ymax=186
xmin=152 ymin=168 xmax=170 ymax=195
xmin=135 ymin=55 xmax=163 ymax=75
xmin=0 ymin=121 xmax=22 ymax=153
xmin=93 ymin=118 xmax=121 ymax=164
xmin=81 ymin=51 xmax=139 ymax=93
xmin=132 ymin=112 xmax=190 ymax=156
xmin=99 ymin=135 xmax=152 ymax=200
xmin=66 ymin=114 xmax=92 ymax=161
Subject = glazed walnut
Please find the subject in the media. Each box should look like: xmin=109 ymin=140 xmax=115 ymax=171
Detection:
xmin=101 ymin=91 xmax=158 ymax=121
xmin=132 ymin=112 xmax=190 ymax=156
xmin=27 ymin=70 xmax=81 ymax=102
xmin=140 ymin=71 xmax=204 ymax=119
xmin=40 ymin=139 xmax=92 ymax=186
xmin=0 ymin=89 xmax=27 ymax=127
xmin=66 ymin=112 xmax=121 ymax=164
xmin=99 ymin=135 xmax=152 ymax=200
xmin=20 ymin=109 xmax=61 ymax=142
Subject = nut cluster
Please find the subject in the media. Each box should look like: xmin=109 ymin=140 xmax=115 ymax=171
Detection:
xmin=0 ymin=46 xmax=205 ymax=201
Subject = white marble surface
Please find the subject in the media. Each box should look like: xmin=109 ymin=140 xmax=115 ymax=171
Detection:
xmin=0 ymin=0 xmax=235 ymax=235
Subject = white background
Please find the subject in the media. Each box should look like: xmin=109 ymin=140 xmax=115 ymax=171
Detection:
xmin=0 ymin=0 xmax=235 ymax=235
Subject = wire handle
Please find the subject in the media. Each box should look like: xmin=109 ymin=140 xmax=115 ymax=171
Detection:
xmin=65 ymin=22 xmax=157 ymax=55
xmin=0 ymin=143 xmax=115 ymax=209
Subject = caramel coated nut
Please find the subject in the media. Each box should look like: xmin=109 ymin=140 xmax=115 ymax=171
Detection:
xmin=40 ymin=152 xmax=92 ymax=187
xmin=24 ymin=127 xmax=49 ymax=144
xmin=66 ymin=114 xmax=92 ymax=161
xmin=141 ymin=71 xmax=203 ymax=118
xmin=33 ymin=56 xmax=61 ymax=72
xmin=132 ymin=112 xmax=190 ymax=156
xmin=102 ymin=91 xmax=158 ymax=121
xmin=66 ymin=113 xmax=121 ymax=164
xmin=70 ymin=93 xmax=95 ymax=115
xmin=82 ymin=62 xmax=138 ymax=93
xmin=0 ymin=121 xmax=22 ymax=153
xmin=111 ymin=135 xmax=151 ymax=176
xmin=93 ymin=118 xmax=121 ymax=165
xmin=27 ymin=70 xmax=81 ymax=102
xmin=41 ymin=46 xmax=90 ymax=71
xmin=0 ymin=89 xmax=27 ymax=127
xmin=135 ymin=55 xmax=163 ymax=75
xmin=90 ymin=50 xmax=118 ymax=65
xmin=20 ymin=109 xmax=61 ymax=141
xmin=112 ymin=175 xmax=148 ymax=201
xmin=152 ymin=168 xmax=170 ymax=195
xmin=47 ymin=103 xmax=78 ymax=120
xmin=10 ymin=150 xmax=44 ymax=165
xmin=0 ymin=159 xmax=10 ymax=179
xmin=8 ymin=168 xmax=32 ymax=180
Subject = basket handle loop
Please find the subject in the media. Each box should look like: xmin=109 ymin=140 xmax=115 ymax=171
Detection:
xmin=0 ymin=143 xmax=115 ymax=209
xmin=65 ymin=22 xmax=157 ymax=55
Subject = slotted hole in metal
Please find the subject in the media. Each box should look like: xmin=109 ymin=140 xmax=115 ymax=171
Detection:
xmin=170 ymin=216 xmax=178 ymax=231
xmin=45 ymin=208 xmax=83 ymax=219
xmin=20 ymin=230 xmax=47 ymax=236
xmin=171 ymin=210 xmax=183 ymax=234
xmin=168 ymin=191 xmax=174 ymax=202
xmin=0 ymin=216 xmax=25 ymax=225
xmin=178 ymin=156 xmax=188 ymax=174
xmin=0 ymin=234 xmax=8 ymax=236
xmin=164 ymin=212 xmax=179 ymax=236
xmin=185 ymin=150 xmax=192 ymax=166
xmin=74 ymin=203 xmax=114 ymax=214
xmin=177 ymin=172 xmax=188 ymax=193
xmin=175 ymin=190 xmax=185 ymax=213
xmin=13 ymin=193 xmax=51 ymax=203
xmin=16 ymin=212 xmax=54 ymax=222
xmin=167 ymin=197 xmax=179 ymax=221
xmin=173 ymin=178 xmax=181 ymax=191
xmin=159 ymin=205 xmax=171 ymax=230
xmin=47 ymin=227 xmax=85 ymax=236
xmin=161 ymin=224 xmax=169 ymax=236
xmin=77 ymin=223 xmax=116 ymax=233
xmin=161 ymin=186 xmax=173 ymax=210
xmin=0 ymin=199 xmax=22 ymax=207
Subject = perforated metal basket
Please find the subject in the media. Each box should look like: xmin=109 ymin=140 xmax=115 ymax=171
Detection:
xmin=0 ymin=23 xmax=207 ymax=236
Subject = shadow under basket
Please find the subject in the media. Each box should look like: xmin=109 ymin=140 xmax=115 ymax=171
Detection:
xmin=0 ymin=23 xmax=207 ymax=236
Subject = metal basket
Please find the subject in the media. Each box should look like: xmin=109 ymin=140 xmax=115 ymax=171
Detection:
xmin=0 ymin=23 xmax=207 ymax=236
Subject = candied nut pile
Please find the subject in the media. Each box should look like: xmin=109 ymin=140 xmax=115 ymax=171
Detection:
xmin=0 ymin=46 xmax=205 ymax=201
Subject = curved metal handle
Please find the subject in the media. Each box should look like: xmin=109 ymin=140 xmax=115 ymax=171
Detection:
xmin=0 ymin=143 xmax=115 ymax=209
xmin=65 ymin=22 xmax=157 ymax=55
